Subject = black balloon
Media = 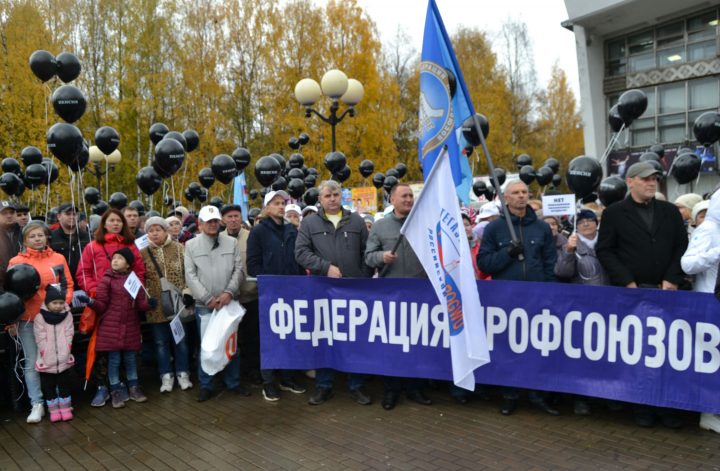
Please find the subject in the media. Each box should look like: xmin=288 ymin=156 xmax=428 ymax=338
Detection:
xmin=196 ymin=188 xmax=208 ymax=203
xmin=149 ymin=123 xmax=169 ymax=145
xmin=386 ymin=168 xmax=400 ymax=179
xmin=598 ymin=176 xmax=627 ymax=207
xmin=2 ymin=158 xmax=21 ymax=176
xmin=254 ymin=155 xmax=281 ymax=187
xmin=41 ymin=158 xmax=59 ymax=184
xmin=445 ymin=67 xmax=457 ymax=98
xmin=372 ymin=172 xmax=385 ymax=189
xmin=249 ymin=190 xmax=259 ymax=200
xmin=472 ymin=180 xmax=486 ymax=198
xmin=163 ymin=131 xmax=187 ymax=151
xmin=231 ymin=147 xmax=251 ymax=171
xmin=25 ymin=164 xmax=46 ymax=188
xmin=210 ymin=196 xmax=224 ymax=208
xmin=566 ymin=156 xmax=602 ymax=198
xmin=51 ymin=85 xmax=87 ymax=123
xmin=693 ymin=111 xmax=720 ymax=147
xmin=270 ymin=153 xmax=286 ymax=173
xmin=155 ymin=138 xmax=186 ymax=176
xmin=649 ymin=144 xmax=665 ymax=159
xmin=307 ymin=167 xmax=319 ymax=176
xmin=21 ymin=146 xmax=43 ymax=167
xmin=92 ymin=200 xmax=108 ymax=215
xmin=518 ymin=165 xmax=535 ymax=185
xmin=153 ymin=159 xmax=172 ymax=179
xmin=109 ymin=192 xmax=128 ymax=209
xmin=492 ymin=168 xmax=506 ymax=188
xmin=188 ymin=182 xmax=203 ymax=198
xmin=551 ymin=174 xmax=562 ymax=188
xmin=617 ymin=89 xmax=647 ymax=124
xmin=183 ymin=188 xmax=194 ymax=202
xmin=163 ymin=196 xmax=174 ymax=207
xmin=69 ymin=141 xmax=89 ymax=172
xmin=47 ymin=123 xmax=84 ymax=165
xmin=129 ymin=200 xmax=146 ymax=215
xmin=14 ymin=178 xmax=25 ymax=197
xmin=55 ymin=52 xmax=81 ymax=83
xmin=298 ymin=133 xmax=310 ymax=146
xmin=5 ymin=264 xmax=41 ymax=300
xmin=535 ymin=166 xmax=554 ymax=186
xmin=333 ymin=165 xmax=351 ymax=183
xmin=271 ymin=176 xmax=288 ymax=191
xmin=608 ymin=104 xmax=625 ymax=132
xmin=359 ymin=160 xmax=374 ymax=178
xmin=383 ymin=175 xmax=398 ymax=193
xmin=95 ymin=126 xmax=120 ymax=155
xmin=516 ymin=154 xmax=532 ymax=169
xmin=461 ymin=113 xmax=490 ymax=146
xmin=136 ymin=166 xmax=162 ymax=195
xmin=288 ymin=153 xmax=304 ymax=169
xmin=395 ymin=163 xmax=407 ymax=179
xmin=29 ymin=50 xmax=56 ymax=82
xmin=672 ymin=152 xmax=701 ymax=184
xmin=182 ymin=129 xmax=200 ymax=152
xmin=198 ymin=167 xmax=215 ymax=189
xmin=287 ymin=168 xmax=304 ymax=180
xmin=287 ymin=178 xmax=305 ymax=199
xmin=288 ymin=137 xmax=300 ymax=150
xmin=0 ymin=291 xmax=24 ymax=325
xmin=0 ymin=173 xmax=22 ymax=196
xmin=211 ymin=154 xmax=237 ymax=184
xmin=543 ymin=157 xmax=560 ymax=174
xmin=324 ymin=151 xmax=346 ymax=174
xmin=639 ymin=151 xmax=661 ymax=163
xmin=304 ymin=175 xmax=317 ymax=188
xmin=84 ymin=187 xmax=101 ymax=205
xmin=303 ymin=188 xmax=319 ymax=206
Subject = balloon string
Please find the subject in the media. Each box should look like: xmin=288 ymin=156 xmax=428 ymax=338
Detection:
xmin=599 ymin=123 xmax=625 ymax=168
xmin=105 ymin=158 xmax=109 ymax=200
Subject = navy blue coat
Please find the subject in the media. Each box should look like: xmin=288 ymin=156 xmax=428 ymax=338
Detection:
xmin=246 ymin=218 xmax=303 ymax=276
xmin=476 ymin=207 xmax=557 ymax=282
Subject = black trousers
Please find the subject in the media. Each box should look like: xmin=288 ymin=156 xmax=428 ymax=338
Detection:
xmin=240 ymin=299 xmax=260 ymax=377
xmin=40 ymin=370 xmax=73 ymax=400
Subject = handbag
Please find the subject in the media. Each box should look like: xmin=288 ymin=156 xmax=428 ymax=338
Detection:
xmin=147 ymin=248 xmax=184 ymax=319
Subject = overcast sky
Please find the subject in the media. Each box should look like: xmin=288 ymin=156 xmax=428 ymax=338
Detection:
xmin=352 ymin=0 xmax=580 ymax=97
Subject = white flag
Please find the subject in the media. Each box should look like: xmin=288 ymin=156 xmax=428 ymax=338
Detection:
xmin=400 ymin=148 xmax=490 ymax=390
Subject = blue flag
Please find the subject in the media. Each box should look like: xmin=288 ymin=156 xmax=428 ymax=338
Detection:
xmin=233 ymin=171 xmax=249 ymax=220
xmin=419 ymin=0 xmax=475 ymax=204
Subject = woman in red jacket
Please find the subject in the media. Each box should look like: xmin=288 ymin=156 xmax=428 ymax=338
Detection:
xmin=8 ymin=221 xmax=74 ymax=423
xmin=75 ymin=208 xmax=145 ymax=407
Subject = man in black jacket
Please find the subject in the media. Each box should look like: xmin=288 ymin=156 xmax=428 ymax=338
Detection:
xmin=295 ymin=180 xmax=373 ymax=406
xmin=597 ymin=161 xmax=688 ymax=428
xmin=50 ymin=203 xmax=90 ymax=291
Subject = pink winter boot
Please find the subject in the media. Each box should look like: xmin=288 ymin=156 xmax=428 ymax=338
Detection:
xmin=47 ymin=398 xmax=62 ymax=423
xmin=58 ymin=396 xmax=73 ymax=421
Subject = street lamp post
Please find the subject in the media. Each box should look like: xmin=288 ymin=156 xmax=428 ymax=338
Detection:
xmin=294 ymin=69 xmax=364 ymax=152
xmin=86 ymin=145 xmax=121 ymax=198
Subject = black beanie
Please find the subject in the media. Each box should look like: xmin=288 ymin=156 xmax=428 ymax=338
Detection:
xmin=113 ymin=247 xmax=135 ymax=266
xmin=45 ymin=285 xmax=64 ymax=304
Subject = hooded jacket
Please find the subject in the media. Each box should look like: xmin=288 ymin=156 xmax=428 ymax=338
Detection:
xmin=33 ymin=304 xmax=75 ymax=373
xmin=681 ymin=191 xmax=720 ymax=294
xmin=8 ymin=247 xmax=74 ymax=322
xmin=76 ymin=233 xmax=145 ymax=294
xmin=247 ymin=218 xmax=303 ymax=277
xmin=476 ymin=207 xmax=556 ymax=282
xmin=295 ymin=208 xmax=372 ymax=278
xmin=93 ymin=269 xmax=150 ymax=352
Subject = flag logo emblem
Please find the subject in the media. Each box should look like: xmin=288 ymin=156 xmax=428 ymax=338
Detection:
xmin=419 ymin=61 xmax=454 ymax=159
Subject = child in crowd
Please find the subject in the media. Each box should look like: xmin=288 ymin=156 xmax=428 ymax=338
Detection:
xmin=34 ymin=285 xmax=75 ymax=422
xmin=89 ymin=247 xmax=155 ymax=408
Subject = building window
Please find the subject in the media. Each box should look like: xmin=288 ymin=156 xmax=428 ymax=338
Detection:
xmin=605 ymin=8 xmax=719 ymax=77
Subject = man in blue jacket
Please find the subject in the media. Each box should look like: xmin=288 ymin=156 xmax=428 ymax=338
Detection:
xmin=477 ymin=179 xmax=558 ymax=416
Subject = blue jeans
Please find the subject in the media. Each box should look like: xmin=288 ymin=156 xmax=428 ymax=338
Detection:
xmin=151 ymin=322 xmax=190 ymax=377
xmin=17 ymin=321 xmax=43 ymax=406
xmin=108 ymin=351 xmax=139 ymax=389
xmin=196 ymin=306 xmax=240 ymax=391
xmin=315 ymin=368 xmax=365 ymax=391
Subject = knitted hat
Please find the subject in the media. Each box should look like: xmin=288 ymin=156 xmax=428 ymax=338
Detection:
xmin=44 ymin=285 xmax=64 ymax=304
xmin=144 ymin=215 xmax=169 ymax=233
xmin=113 ymin=247 xmax=135 ymax=266
xmin=692 ymin=200 xmax=710 ymax=224
xmin=674 ymin=193 xmax=703 ymax=210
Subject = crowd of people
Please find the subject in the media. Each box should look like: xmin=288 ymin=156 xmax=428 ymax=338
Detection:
xmin=0 ymin=161 xmax=718 ymax=434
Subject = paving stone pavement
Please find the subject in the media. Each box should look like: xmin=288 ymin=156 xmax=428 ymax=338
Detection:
xmin=1 ymin=376 xmax=719 ymax=471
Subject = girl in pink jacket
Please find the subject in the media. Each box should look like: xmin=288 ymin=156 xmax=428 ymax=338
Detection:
xmin=33 ymin=286 xmax=75 ymax=422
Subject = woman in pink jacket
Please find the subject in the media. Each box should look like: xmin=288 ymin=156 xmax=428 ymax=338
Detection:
xmin=34 ymin=286 xmax=75 ymax=422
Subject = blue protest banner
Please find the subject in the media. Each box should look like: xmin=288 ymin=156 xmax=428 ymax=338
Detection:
xmin=259 ymin=276 xmax=720 ymax=413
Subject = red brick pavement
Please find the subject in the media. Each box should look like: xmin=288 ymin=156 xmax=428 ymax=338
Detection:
xmin=1 ymin=378 xmax=719 ymax=470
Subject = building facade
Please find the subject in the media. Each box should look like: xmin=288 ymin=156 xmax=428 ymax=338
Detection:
xmin=563 ymin=0 xmax=719 ymax=199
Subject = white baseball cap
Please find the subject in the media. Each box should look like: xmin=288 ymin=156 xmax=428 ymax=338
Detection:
xmin=198 ymin=205 xmax=222 ymax=222
xmin=301 ymin=205 xmax=318 ymax=217
xmin=263 ymin=190 xmax=290 ymax=207
xmin=478 ymin=203 xmax=500 ymax=220
xmin=285 ymin=203 xmax=302 ymax=215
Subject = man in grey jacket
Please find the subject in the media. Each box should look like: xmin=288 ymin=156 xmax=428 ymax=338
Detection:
xmin=365 ymin=183 xmax=432 ymax=410
xmin=185 ymin=205 xmax=245 ymax=402
xmin=295 ymin=180 xmax=372 ymax=406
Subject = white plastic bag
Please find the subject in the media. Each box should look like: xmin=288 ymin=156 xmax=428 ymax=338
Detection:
xmin=200 ymin=301 xmax=246 ymax=376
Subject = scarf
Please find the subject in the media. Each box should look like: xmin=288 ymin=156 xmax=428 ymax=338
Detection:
xmin=577 ymin=232 xmax=598 ymax=251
